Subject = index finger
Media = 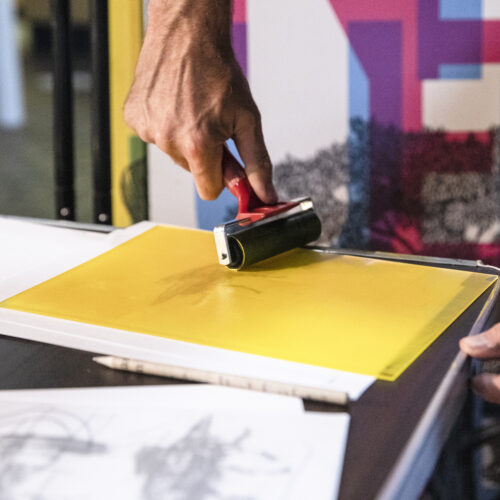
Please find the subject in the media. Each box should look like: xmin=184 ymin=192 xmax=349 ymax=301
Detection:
xmin=233 ymin=114 xmax=277 ymax=205
xmin=183 ymin=142 xmax=224 ymax=201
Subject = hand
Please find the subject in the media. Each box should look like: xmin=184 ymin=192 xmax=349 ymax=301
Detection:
xmin=124 ymin=0 xmax=277 ymax=204
xmin=460 ymin=324 xmax=500 ymax=404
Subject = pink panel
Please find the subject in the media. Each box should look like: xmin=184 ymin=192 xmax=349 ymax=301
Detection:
xmin=233 ymin=0 xmax=246 ymax=23
xmin=483 ymin=21 xmax=500 ymax=62
xmin=330 ymin=1 xmax=416 ymax=27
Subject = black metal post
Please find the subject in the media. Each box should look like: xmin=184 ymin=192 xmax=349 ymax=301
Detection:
xmin=90 ymin=0 xmax=112 ymax=224
xmin=51 ymin=0 xmax=75 ymax=221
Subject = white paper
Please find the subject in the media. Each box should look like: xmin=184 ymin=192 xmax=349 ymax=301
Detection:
xmin=0 ymin=385 xmax=304 ymax=413
xmin=0 ymin=387 xmax=349 ymax=500
xmin=0 ymin=217 xmax=109 ymax=300
xmin=0 ymin=308 xmax=374 ymax=401
xmin=0 ymin=219 xmax=163 ymax=301
xmin=0 ymin=219 xmax=374 ymax=401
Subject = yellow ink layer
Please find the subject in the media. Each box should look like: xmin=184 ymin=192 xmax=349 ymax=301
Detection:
xmin=1 ymin=226 xmax=496 ymax=380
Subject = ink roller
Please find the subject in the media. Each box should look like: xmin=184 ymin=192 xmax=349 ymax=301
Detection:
xmin=214 ymin=150 xmax=322 ymax=270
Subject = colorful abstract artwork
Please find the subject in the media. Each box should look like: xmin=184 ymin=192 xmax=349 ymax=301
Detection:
xmin=325 ymin=0 xmax=500 ymax=262
xmin=272 ymin=0 xmax=500 ymax=263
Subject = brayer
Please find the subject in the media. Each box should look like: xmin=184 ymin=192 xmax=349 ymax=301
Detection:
xmin=214 ymin=150 xmax=322 ymax=270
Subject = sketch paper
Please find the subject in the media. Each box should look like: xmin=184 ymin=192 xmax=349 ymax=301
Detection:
xmin=1 ymin=225 xmax=496 ymax=381
xmin=0 ymin=389 xmax=349 ymax=500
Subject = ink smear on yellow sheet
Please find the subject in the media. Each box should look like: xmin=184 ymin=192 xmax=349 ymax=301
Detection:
xmin=0 ymin=226 xmax=496 ymax=380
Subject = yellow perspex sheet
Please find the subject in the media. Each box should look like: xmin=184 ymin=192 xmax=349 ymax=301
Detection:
xmin=0 ymin=226 xmax=497 ymax=380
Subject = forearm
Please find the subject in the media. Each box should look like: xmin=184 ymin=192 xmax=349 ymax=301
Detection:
xmin=147 ymin=0 xmax=233 ymax=55
xmin=135 ymin=0 xmax=236 ymax=108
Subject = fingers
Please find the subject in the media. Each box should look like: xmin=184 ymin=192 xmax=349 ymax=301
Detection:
xmin=459 ymin=323 xmax=500 ymax=359
xmin=183 ymin=141 xmax=224 ymax=201
xmin=233 ymin=115 xmax=277 ymax=205
xmin=470 ymin=373 xmax=500 ymax=404
xmin=460 ymin=325 xmax=500 ymax=403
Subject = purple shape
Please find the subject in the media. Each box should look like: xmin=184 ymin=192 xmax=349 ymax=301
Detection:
xmin=232 ymin=22 xmax=247 ymax=76
xmin=348 ymin=21 xmax=403 ymax=250
xmin=348 ymin=21 xmax=402 ymax=128
xmin=418 ymin=0 xmax=482 ymax=79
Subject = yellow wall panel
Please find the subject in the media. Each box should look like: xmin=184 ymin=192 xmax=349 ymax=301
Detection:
xmin=108 ymin=0 xmax=144 ymax=226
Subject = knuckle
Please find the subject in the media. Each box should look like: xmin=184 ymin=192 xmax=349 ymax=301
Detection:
xmin=153 ymin=127 xmax=175 ymax=153
xmin=136 ymin=127 xmax=152 ymax=144
xmin=123 ymin=105 xmax=137 ymax=131
xmin=243 ymin=108 xmax=260 ymax=129
xmin=123 ymin=93 xmax=140 ymax=128
xmin=235 ymin=105 xmax=259 ymax=130
xmin=252 ymin=106 xmax=262 ymax=123
xmin=153 ymin=130 xmax=168 ymax=148
xmin=183 ymin=136 xmax=206 ymax=161
xmin=247 ymin=100 xmax=262 ymax=124
xmin=123 ymin=101 xmax=152 ymax=144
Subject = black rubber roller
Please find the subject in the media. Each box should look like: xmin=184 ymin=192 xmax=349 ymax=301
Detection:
xmin=227 ymin=210 xmax=322 ymax=270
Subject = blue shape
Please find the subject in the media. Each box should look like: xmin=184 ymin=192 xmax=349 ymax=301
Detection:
xmin=195 ymin=188 xmax=237 ymax=230
xmin=195 ymin=138 xmax=240 ymax=230
xmin=348 ymin=47 xmax=369 ymax=122
xmin=338 ymin=47 xmax=370 ymax=249
xmin=440 ymin=0 xmax=482 ymax=20
xmin=438 ymin=63 xmax=482 ymax=79
xmin=226 ymin=138 xmax=243 ymax=165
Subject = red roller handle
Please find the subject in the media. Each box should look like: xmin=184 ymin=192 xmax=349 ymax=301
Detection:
xmin=222 ymin=148 xmax=298 ymax=222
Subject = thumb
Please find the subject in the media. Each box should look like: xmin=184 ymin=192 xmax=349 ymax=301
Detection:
xmin=233 ymin=115 xmax=277 ymax=205
xmin=460 ymin=323 xmax=500 ymax=359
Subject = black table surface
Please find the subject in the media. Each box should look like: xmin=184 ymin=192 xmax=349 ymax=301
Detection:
xmin=0 ymin=280 xmax=497 ymax=499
